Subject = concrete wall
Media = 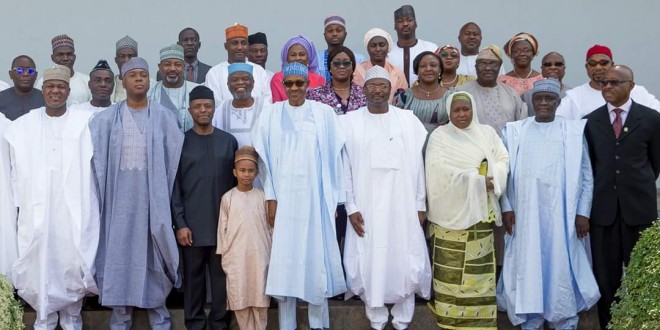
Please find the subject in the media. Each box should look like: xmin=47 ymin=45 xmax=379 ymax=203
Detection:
xmin=2 ymin=0 xmax=658 ymax=96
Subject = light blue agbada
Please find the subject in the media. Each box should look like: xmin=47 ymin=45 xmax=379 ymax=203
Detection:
xmin=497 ymin=117 xmax=600 ymax=325
xmin=90 ymin=100 xmax=184 ymax=308
xmin=251 ymin=100 xmax=346 ymax=305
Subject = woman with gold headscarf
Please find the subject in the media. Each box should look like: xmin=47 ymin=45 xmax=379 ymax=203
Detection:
xmin=425 ymin=91 xmax=509 ymax=330
xmin=498 ymin=32 xmax=543 ymax=94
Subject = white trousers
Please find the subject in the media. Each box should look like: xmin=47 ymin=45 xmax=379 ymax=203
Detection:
xmin=521 ymin=314 xmax=579 ymax=330
xmin=365 ymin=295 xmax=415 ymax=330
xmin=33 ymin=299 xmax=83 ymax=330
xmin=277 ymin=296 xmax=329 ymax=330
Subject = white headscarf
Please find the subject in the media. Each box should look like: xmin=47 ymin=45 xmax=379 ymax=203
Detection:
xmin=425 ymin=91 xmax=509 ymax=230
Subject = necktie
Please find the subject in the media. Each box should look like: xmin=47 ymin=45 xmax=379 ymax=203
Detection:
xmin=187 ymin=65 xmax=194 ymax=82
xmin=612 ymin=108 xmax=623 ymax=138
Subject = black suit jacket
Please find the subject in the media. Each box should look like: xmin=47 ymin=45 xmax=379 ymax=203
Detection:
xmin=156 ymin=60 xmax=212 ymax=84
xmin=584 ymin=101 xmax=660 ymax=226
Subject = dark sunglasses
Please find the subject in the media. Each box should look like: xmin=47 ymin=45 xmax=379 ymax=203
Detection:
xmin=283 ymin=80 xmax=306 ymax=88
xmin=12 ymin=66 xmax=37 ymax=76
xmin=440 ymin=53 xmax=459 ymax=59
xmin=597 ymin=79 xmax=632 ymax=87
xmin=542 ymin=62 xmax=564 ymax=67
xmin=331 ymin=60 xmax=352 ymax=68
xmin=587 ymin=60 xmax=611 ymax=67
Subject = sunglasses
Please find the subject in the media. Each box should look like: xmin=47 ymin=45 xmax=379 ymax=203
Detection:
xmin=331 ymin=60 xmax=352 ymax=68
xmin=12 ymin=66 xmax=37 ymax=76
xmin=283 ymin=80 xmax=306 ymax=88
xmin=597 ymin=79 xmax=632 ymax=87
xmin=587 ymin=60 xmax=611 ymax=67
xmin=440 ymin=52 xmax=459 ymax=59
xmin=542 ymin=62 xmax=564 ymax=67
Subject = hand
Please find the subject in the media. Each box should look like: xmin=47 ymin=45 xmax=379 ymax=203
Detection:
xmin=267 ymin=200 xmax=277 ymax=228
xmin=485 ymin=176 xmax=494 ymax=192
xmin=418 ymin=211 xmax=426 ymax=226
xmin=502 ymin=211 xmax=515 ymax=235
xmin=348 ymin=212 xmax=365 ymax=237
xmin=575 ymin=215 xmax=590 ymax=238
xmin=176 ymin=228 xmax=193 ymax=246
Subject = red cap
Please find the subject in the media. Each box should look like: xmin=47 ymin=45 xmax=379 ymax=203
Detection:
xmin=586 ymin=44 xmax=612 ymax=61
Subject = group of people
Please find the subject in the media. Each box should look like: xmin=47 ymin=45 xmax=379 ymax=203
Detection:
xmin=0 ymin=4 xmax=659 ymax=330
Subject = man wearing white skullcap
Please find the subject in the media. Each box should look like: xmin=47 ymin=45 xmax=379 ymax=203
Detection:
xmin=340 ymin=65 xmax=431 ymax=330
xmin=4 ymin=64 xmax=100 ymax=330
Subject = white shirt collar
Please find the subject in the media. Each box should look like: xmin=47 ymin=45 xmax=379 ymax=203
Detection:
xmin=607 ymin=98 xmax=632 ymax=113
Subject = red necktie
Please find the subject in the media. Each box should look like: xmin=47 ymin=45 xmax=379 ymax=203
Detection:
xmin=187 ymin=65 xmax=194 ymax=82
xmin=612 ymin=108 xmax=623 ymax=138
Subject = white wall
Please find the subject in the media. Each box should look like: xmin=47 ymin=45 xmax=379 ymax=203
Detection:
xmin=2 ymin=0 xmax=658 ymax=96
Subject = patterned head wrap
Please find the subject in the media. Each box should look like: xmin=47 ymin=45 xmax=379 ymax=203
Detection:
xmin=43 ymin=65 xmax=71 ymax=83
xmin=234 ymin=146 xmax=259 ymax=164
xmin=280 ymin=35 xmax=319 ymax=72
xmin=226 ymin=23 xmax=248 ymax=41
xmin=51 ymin=34 xmax=74 ymax=51
xmin=503 ymin=32 xmax=539 ymax=58
xmin=116 ymin=35 xmax=138 ymax=53
xmin=365 ymin=65 xmax=390 ymax=83
xmin=476 ymin=44 xmax=503 ymax=62
xmin=532 ymin=78 xmax=561 ymax=96
xmin=282 ymin=62 xmax=308 ymax=79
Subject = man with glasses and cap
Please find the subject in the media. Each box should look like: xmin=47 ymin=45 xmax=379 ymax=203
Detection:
xmin=341 ymin=65 xmax=431 ymax=330
xmin=498 ymin=78 xmax=600 ymax=330
xmin=4 ymin=64 xmax=99 ymax=330
xmin=36 ymin=34 xmax=91 ymax=106
xmin=252 ymin=62 xmax=346 ymax=330
xmin=149 ymin=44 xmax=199 ymax=132
xmin=73 ymin=60 xmax=115 ymax=113
xmin=556 ymin=44 xmax=660 ymax=120
xmin=90 ymin=57 xmax=183 ymax=329
xmin=0 ymin=55 xmax=45 ymax=120
xmin=388 ymin=5 xmax=438 ymax=85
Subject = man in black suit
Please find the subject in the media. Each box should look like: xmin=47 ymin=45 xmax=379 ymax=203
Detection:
xmin=584 ymin=65 xmax=660 ymax=329
xmin=157 ymin=28 xmax=211 ymax=84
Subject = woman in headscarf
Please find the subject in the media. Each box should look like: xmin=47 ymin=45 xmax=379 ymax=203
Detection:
xmin=353 ymin=28 xmax=408 ymax=103
xmin=270 ymin=35 xmax=326 ymax=102
xmin=306 ymin=46 xmax=367 ymax=114
xmin=498 ymin=32 xmax=543 ymax=94
xmin=394 ymin=51 xmax=448 ymax=133
xmin=424 ymin=91 xmax=509 ymax=330
xmin=435 ymin=44 xmax=474 ymax=88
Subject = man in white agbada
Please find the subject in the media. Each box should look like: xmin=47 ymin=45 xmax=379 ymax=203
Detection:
xmin=212 ymin=62 xmax=265 ymax=148
xmin=455 ymin=22 xmax=506 ymax=78
xmin=71 ymin=60 xmax=114 ymax=113
xmin=206 ymin=24 xmax=272 ymax=103
xmin=497 ymin=78 xmax=600 ymax=329
xmin=0 ymin=112 xmax=17 ymax=278
xmin=5 ymin=65 xmax=99 ymax=330
xmin=556 ymin=44 xmax=660 ymax=120
xmin=149 ymin=44 xmax=198 ymax=132
xmin=251 ymin=62 xmax=346 ymax=330
xmin=388 ymin=5 xmax=438 ymax=85
xmin=36 ymin=34 xmax=91 ymax=106
xmin=341 ymin=65 xmax=431 ymax=330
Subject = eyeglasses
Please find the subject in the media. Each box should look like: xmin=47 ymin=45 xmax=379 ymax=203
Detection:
xmin=364 ymin=84 xmax=389 ymax=92
xmin=331 ymin=61 xmax=352 ymax=68
xmin=283 ymin=80 xmax=306 ymax=88
xmin=597 ymin=79 xmax=632 ymax=87
xmin=12 ymin=67 xmax=37 ymax=76
xmin=587 ymin=60 xmax=611 ymax=67
xmin=440 ymin=52 xmax=459 ymax=59
xmin=512 ymin=48 xmax=533 ymax=55
xmin=476 ymin=61 xmax=501 ymax=70
xmin=542 ymin=62 xmax=564 ymax=67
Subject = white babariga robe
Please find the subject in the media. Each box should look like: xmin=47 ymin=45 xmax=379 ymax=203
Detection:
xmin=251 ymin=100 xmax=346 ymax=304
xmin=148 ymin=80 xmax=199 ymax=132
xmin=37 ymin=70 xmax=91 ymax=106
xmin=0 ymin=113 xmax=17 ymax=277
xmin=497 ymin=117 xmax=600 ymax=326
xmin=341 ymin=106 xmax=431 ymax=306
xmin=556 ymin=82 xmax=660 ymax=120
xmin=205 ymin=61 xmax=272 ymax=103
xmin=5 ymin=107 xmax=99 ymax=319
xmin=387 ymin=39 xmax=438 ymax=83
xmin=457 ymin=54 xmax=506 ymax=78
xmin=213 ymin=97 xmax=265 ymax=147
xmin=70 ymin=101 xmax=111 ymax=114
